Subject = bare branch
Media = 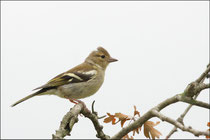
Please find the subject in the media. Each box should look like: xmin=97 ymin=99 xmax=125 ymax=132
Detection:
xmin=152 ymin=110 xmax=210 ymax=137
xmin=91 ymin=100 xmax=106 ymax=119
xmin=166 ymin=94 xmax=196 ymax=139
xmin=195 ymin=63 xmax=210 ymax=83
xmin=82 ymin=103 xmax=110 ymax=139
xmin=52 ymin=102 xmax=109 ymax=139
xmin=166 ymin=64 xmax=210 ymax=138
xmin=198 ymin=83 xmax=210 ymax=91
xmin=165 ymin=122 xmax=178 ymax=139
xmin=177 ymin=95 xmax=210 ymax=109
xmin=52 ymin=103 xmax=82 ymax=139
xmin=155 ymin=94 xmax=180 ymax=111
xmin=184 ymin=64 xmax=210 ymax=97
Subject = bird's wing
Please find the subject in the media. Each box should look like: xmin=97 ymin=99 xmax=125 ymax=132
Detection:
xmin=33 ymin=63 xmax=97 ymax=90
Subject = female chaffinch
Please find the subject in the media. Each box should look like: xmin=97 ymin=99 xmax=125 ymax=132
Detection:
xmin=11 ymin=47 xmax=117 ymax=107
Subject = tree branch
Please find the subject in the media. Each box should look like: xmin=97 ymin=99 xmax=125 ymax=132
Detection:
xmin=52 ymin=102 xmax=109 ymax=139
xmin=166 ymin=95 xmax=197 ymax=139
xmin=184 ymin=64 xmax=210 ymax=97
xmin=195 ymin=63 xmax=210 ymax=83
xmin=52 ymin=103 xmax=82 ymax=139
xmin=166 ymin=64 xmax=210 ymax=138
xmin=198 ymin=83 xmax=210 ymax=91
xmin=82 ymin=103 xmax=110 ymax=139
xmin=152 ymin=110 xmax=210 ymax=137
xmin=177 ymin=95 xmax=210 ymax=109
xmin=110 ymin=92 xmax=209 ymax=139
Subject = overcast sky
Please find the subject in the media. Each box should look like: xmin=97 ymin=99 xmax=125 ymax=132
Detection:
xmin=1 ymin=1 xmax=209 ymax=139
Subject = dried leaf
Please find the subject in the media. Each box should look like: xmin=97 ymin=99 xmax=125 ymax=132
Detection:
xmin=144 ymin=121 xmax=162 ymax=139
xmin=134 ymin=105 xmax=140 ymax=117
xmin=132 ymin=127 xmax=141 ymax=136
xmin=104 ymin=113 xmax=116 ymax=124
xmin=122 ymin=134 xmax=134 ymax=140
xmin=206 ymin=134 xmax=210 ymax=139
xmin=122 ymin=134 xmax=129 ymax=139
xmin=115 ymin=113 xmax=130 ymax=119
xmin=115 ymin=113 xmax=132 ymax=127
xmin=121 ymin=119 xmax=127 ymax=127
xmin=206 ymin=122 xmax=210 ymax=139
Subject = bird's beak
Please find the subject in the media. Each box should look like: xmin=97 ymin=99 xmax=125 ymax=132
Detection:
xmin=108 ymin=57 xmax=118 ymax=63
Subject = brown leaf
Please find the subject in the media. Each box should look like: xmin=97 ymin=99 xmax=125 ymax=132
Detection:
xmin=122 ymin=134 xmax=134 ymax=140
xmin=115 ymin=113 xmax=130 ymax=119
xmin=115 ymin=113 xmax=132 ymax=127
xmin=144 ymin=121 xmax=162 ymax=139
xmin=104 ymin=113 xmax=116 ymax=124
xmin=132 ymin=127 xmax=141 ymax=136
xmin=121 ymin=119 xmax=128 ymax=127
xmin=122 ymin=134 xmax=129 ymax=139
xmin=206 ymin=134 xmax=210 ymax=139
xmin=134 ymin=105 xmax=140 ymax=117
xmin=206 ymin=122 xmax=210 ymax=139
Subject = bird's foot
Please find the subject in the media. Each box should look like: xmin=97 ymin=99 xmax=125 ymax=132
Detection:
xmin=69 ymin=99 xmax=79 ymax=104
xmin=69 ymin=99 xmax=91 ymax=114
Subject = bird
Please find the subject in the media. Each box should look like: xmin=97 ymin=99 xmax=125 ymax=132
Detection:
xmin=11 ymin=47 xmax=118 ymax=107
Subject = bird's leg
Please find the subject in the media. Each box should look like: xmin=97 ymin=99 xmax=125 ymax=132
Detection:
xmin=68 ymin=99 xmax=90 ymax=113
xmin=69 ymin=99 xmax=92 ymax=115
xmin=68 ymin=99 xmax=84 ymax=105
xmin=70 ymin=99 xmax=86 ymax=108
xmin=69 ymin=99 xmax=79 ymax=104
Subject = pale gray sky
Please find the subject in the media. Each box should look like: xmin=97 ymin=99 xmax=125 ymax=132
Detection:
xmin=1 ymin=1 xmax=209 ymax=139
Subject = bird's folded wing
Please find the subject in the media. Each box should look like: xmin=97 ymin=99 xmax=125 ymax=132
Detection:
xmin=33 ymin=70 xmax=97 ymax=90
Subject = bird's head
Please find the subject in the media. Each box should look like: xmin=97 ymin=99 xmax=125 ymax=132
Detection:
xmin=85 ymin=47 xmax=118 ymax=69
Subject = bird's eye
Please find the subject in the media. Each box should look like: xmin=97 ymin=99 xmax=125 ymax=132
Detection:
xmin=101 ymin=55 xmax=105 ymax=58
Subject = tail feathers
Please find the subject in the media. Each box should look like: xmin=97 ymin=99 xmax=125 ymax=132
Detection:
xmin=11 ymin=92 xmax=40 ymax=107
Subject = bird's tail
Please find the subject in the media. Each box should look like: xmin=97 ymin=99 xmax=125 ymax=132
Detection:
xmin=11 ymin=92 xmax=41 ymax=107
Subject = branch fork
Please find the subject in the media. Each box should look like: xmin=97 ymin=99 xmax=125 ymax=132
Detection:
xmin=52 ymin=101 xmax=109 ymax=139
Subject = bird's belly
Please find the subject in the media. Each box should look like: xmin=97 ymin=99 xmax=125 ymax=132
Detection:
xmin=57 ymin=77 xmax=104 ymax=99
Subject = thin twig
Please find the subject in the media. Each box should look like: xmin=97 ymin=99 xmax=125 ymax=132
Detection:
xmin=91 ymin=100 xmax=107 ymax=119
xmin=166 ymin=96 xmax=196 ymax=139
xmin=195 ymin=63 xmax=210 ymax=83
xmin=152 ymin=110 xmax=210 ymax=137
